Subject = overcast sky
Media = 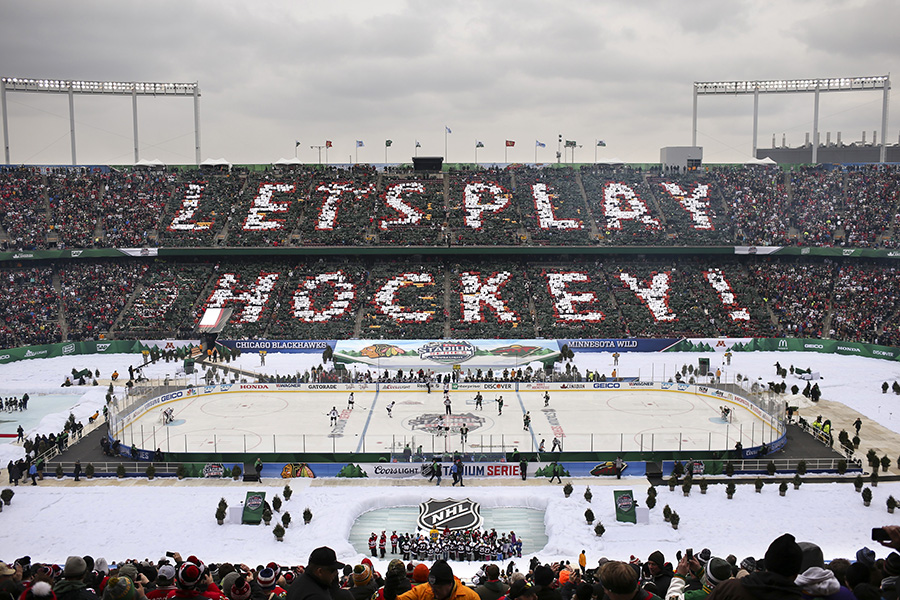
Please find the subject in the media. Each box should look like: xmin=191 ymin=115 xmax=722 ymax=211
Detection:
xmin=1 ymin=0 xmax=897 ymax=166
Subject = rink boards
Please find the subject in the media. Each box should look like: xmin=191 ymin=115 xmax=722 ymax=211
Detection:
xmin=114 ymin=380 xmax=780 ymax=456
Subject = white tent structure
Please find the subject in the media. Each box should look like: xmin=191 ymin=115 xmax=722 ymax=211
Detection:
xmin=744 ymin=156 xmax=777 ymax=165
xmin=273 ymin=157 xmax=303 ymax=166
xmin=133 ymin=158 xmax=166 ymax=169
xmin=200 ymin=158 xmax=232 ymax=168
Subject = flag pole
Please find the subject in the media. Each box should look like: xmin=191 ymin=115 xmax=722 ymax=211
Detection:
xmin=534 ymin=142 xmax=537 ymax=164
xmin=505 ymin=144 xmax=508 ymax=164
xmin=445 ymin=128 xmax=448 ymax=162
xmin=595 ymin=140 xmax=597 ymax=164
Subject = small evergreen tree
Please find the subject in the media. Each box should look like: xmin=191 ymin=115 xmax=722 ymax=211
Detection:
xmin=273 ymin=523 xmax=285 ymax=540
xmin=215 ymin=504 xmax=227 ymax=524
xmin=726 ymin=482 xmax=736 ymax=498
xmin=584 ymin=508 xmax=595 ymax=524
xmin=882 ymin=455 xmax=891 ymax=473
xmin=670 ymin=511 xmax=680 ymax=529
xmin=303 ymin=507 xmax=313 ymax=524
xmin=779 ymin=481 xmax=788 ymax=496
xmin=594 ymin=522 xmax=605 ymax=537
xmin=584 ymin=487 xmax=592 ymax=503
xmin=793 ymin=473 xmax=803 ymax=489
xmin=854 ymin=474 xmax=864 ymax=491
xmin=725 ymin=461 xmax=735 ymax=477
xmin=85 ymin=463 xmax=95 ymax=478
xmin=796 ymin=460 xmax=807 ymax=475
xmin=767 ymin=461 xmax=776 ymax=476
xmin=755 ymin=478 xmax=764 ymax=493
xmin=232 ymin=464 xmax=242 ymax=479
xmin=263 ymin=507 xmax=272 ymax=524
xmin=273 ymin=495 xmax=282 ymax=512
xmin=146 ymin=464 xmax=156 ymax=479
xmin=284 ymin=484 xmax=293 ymax=501
xmin=889 ymin=496 xmax=897 ymax=514
xmin=662 ymin=504 xmax=672 ymax=522
xmin=0 ymin=488 xmax=14 ymax=505
xmin=837 ymin=460 xmax=847 ymax=475
xmin=646 ymin=495 xmax=657 ymax=510
xmin=116 ymin=464 xmax=126 ymax=478
xmin=862 ymin=487 xmax=873 ymax=506
xmin=682 ymin=479 xmax=692 ymax=496
xmin=282 ymin=511 xmax=291 ymax=528
xmin=563 ymin=482 xmax=573 ymax=497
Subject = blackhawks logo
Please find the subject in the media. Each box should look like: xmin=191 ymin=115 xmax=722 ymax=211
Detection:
xmin=418 ymin=498 xmax=482 ymax=531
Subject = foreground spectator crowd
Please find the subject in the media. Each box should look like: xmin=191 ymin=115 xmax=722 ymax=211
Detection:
xmin=0 ymin=531 xmax=896 ymax=600
xmin=2 ymin=254 xmax=900 ymax=347
xmin=2 ymin=164 xmax=900 ymax=250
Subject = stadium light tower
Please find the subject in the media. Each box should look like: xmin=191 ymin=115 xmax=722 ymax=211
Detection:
xmin=0 ymin=77 xmax=201 ymax=165
xmin=693 ymin=75 xmax=891 ymax=163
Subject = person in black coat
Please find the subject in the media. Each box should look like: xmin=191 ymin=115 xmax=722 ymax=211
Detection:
xmin=287 ymin=547 xmax=352 ymax=600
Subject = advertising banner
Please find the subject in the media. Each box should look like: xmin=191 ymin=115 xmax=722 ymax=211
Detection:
xmin=241 ymin=491 xmax=267 ymax=524
xmin=614 ymin=490 xmax=637 ymax=524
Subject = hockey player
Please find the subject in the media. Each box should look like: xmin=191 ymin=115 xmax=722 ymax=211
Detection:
xmin=551 ymin=437 xmax=562 ymax=452
xmin=475 ymin=392 xmax=483 ymax=410
xmin=368 ymin=533 xmax=378 ymax=557
xmin=347 ymin=392 xmax=355 ymax=410
xmin=328 ymin=407 xmax=339 ymax=426
xmin=523 ymin=412 xmax=531 ymax=430
xmin=444 ymin=395 xmax=452 ymax=415
xmin=497 ymin=396 xmax=504 ymax=415
xmin=386 ymin=401 xmax=395 ymax=418
xmin=380 ymin=531 xmax=387 ymax=558
xmin=460 ymin=425 xmax=469 ymax=445
xmin=390 ymin=531 xmax=399 ymax=554
xmin=543 ymin=391 xmax=550 ymax=407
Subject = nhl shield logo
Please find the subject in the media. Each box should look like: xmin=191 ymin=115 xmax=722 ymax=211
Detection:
xmin=417 ymin=498 xmax=483 ymax=531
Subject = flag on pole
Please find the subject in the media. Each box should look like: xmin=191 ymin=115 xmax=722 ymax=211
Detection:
xmin=415 ymin=141 xmax=421 ymax=148
xmin=597 ymin=140 xmax=607 ymax=147
xmin=445 ymin=126 xmax=452 ymax=134
xmin=325 ymin=140 xmax=333 ymax=148
xmin=565 ymin=140 xmax=577 ymax=148
xmin=505 ymin=140 xmax=515 ymax=147
xmin=536 ymin=140 xmax=546 ymax=148
xmin=385 ymin=140 xmax=393 ymax=147
xmin=475 ymin=141 xmax=484 ymax=148
xmin=356 ymin=140 xmax=364 ymax=148
xmin=295 ymin=141 xmax=301 ymax=148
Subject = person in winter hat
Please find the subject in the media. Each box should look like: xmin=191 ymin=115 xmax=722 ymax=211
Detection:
xmin=383 ymin=560 xmax=479 ymax=600
xmin=644 ymin=552 xmax=673 ymax=598
xmin=257 ymin=567 xmax=287 ymax=599
xmin=373 ymin=561 xmax=412 ymax=600
xmin=793 ymin=541 xmax=854 ymax=600
xmin=532 ymin=566 xmax=561 ymax=600
xmin=53 ymin=557 xmax=99 ymax=600
xmin=349 ymin=565 xmax=377 ymax=600
xmin=474 ymin=565 xmax=508 ymax=600
xmin=666 ymin=555 xmax=731 ymax=600
xmin=411 ymin=566 xmax=430 ymax=587
xmin=102 ymin=577 xmax=140 ymax=600
xmin=707 ymin=533 xmax=803 ymax=600
xmin=146 ymin=567 xmax=177 ymax=600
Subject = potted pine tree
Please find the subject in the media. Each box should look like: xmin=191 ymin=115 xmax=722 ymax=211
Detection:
xmin=862 ymin=487 xmax=873 ymax=507
xmin=585 ymin=508 xmax=595 ymax=524
xmin=670 ymin=511 xmax=680 ymax=530
xmin=726 ymin=482 xmax=736 ymax=499
xmin=1 ymin=488 xmax=13 ymax=506
xmin=682 ymin=479 xmax=692 ymax=497
xmin=793 ymin=474 xmax=802 ymax=490
xmin=303 ymin=507 xmax=313 ymax=524
xmin=216 ymin=504 xmax=227 ymax=525
xmin=755 ymin=478 xmax=764 ymax=493
xmin=854 ymin=474 xmax=864 ymax=492
xmin=594 ymin=522 xmax=605 ymax=537
xmin=232 ymin=465 xmax=242 ymax=480
xmin=273 ymin=523 xmax=285 ymax=541
xmin=888 ymin=496 xmax=897 ymax=514
xmin=779 ymin=481 xmax=788 ymax=496
xmin=116 ymin=464 xmax=126 ymax=479
xmin=699 ymin=479 xmax=708 ymax=495
xmin=663 ymin=504 xmax=672 ymax=522
xmin=85 ymin=464 xmax=95 ymax=479
xmin=584 ymin=487 xmax=592 ymax=503
xmin=563 ymin=483 xmax=573 ymax=498
xmin=282 ymin=511 xmax=291 ymax=529
xmin=284 ymin=484 xmax=293 ymax=501
xmin=146 ymin=464 xmax=156 ymax=480
xmin=273 ymin=495 xmax=282 ymax=512
xmin=263 ymin=507 xmax=272 ymax=525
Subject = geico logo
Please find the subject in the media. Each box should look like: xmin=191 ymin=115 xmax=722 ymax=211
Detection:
xmin=0 ymin=355 xmax=9 ymax=360
xmin=803 ymin=344 xmax=823 ymax=349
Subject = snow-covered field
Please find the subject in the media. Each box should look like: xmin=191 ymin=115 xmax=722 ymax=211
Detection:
xmin=1 ymin=349 xmax=899 ymax=574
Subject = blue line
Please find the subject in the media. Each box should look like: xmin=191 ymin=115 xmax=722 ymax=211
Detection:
xmin=356 ymin=388 xmax=381 ymax=454
xmin=514 ymin=389 xmax=538 ymax=451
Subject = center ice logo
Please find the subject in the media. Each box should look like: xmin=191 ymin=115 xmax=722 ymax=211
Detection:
xmin=418 ymin=498 xmax=483 ymax=531
xmin=407 ymin=413 xmax=485 ymax=435
xmin=417 ymin=341 xmax=476 ymax=364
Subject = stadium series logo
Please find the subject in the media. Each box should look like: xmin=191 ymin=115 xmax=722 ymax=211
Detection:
xmin=418 ymin=498 xmax=482 ymax=531
xmin=407 ymin=413 xmax=486 ymax=435
xmin=615 ymin=492 xmax=635 ymax=512
xmin=417 ymin=341 xmax=476 ymax=364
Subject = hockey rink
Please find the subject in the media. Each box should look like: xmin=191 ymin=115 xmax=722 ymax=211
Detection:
xmin=118 ymin=385 xmax=779 ymax=456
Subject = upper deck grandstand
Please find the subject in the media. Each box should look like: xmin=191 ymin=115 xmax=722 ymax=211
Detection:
xmin=0 ymin=162 xmax=899 ymax=348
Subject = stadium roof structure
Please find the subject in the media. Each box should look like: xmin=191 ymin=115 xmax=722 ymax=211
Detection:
xmin=693 ymin=75 xmax=891 ymax=164
xmin=0 ymin=77 xmax=201 ymax=166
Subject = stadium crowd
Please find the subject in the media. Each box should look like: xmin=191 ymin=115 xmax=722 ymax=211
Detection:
xmin=2 ymin=164 xmax=899 ymax=250
xmin=1 ymin=254 xmax=900 ymax=347
xmin=0 ymin=530 xmax=895 ymax=600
